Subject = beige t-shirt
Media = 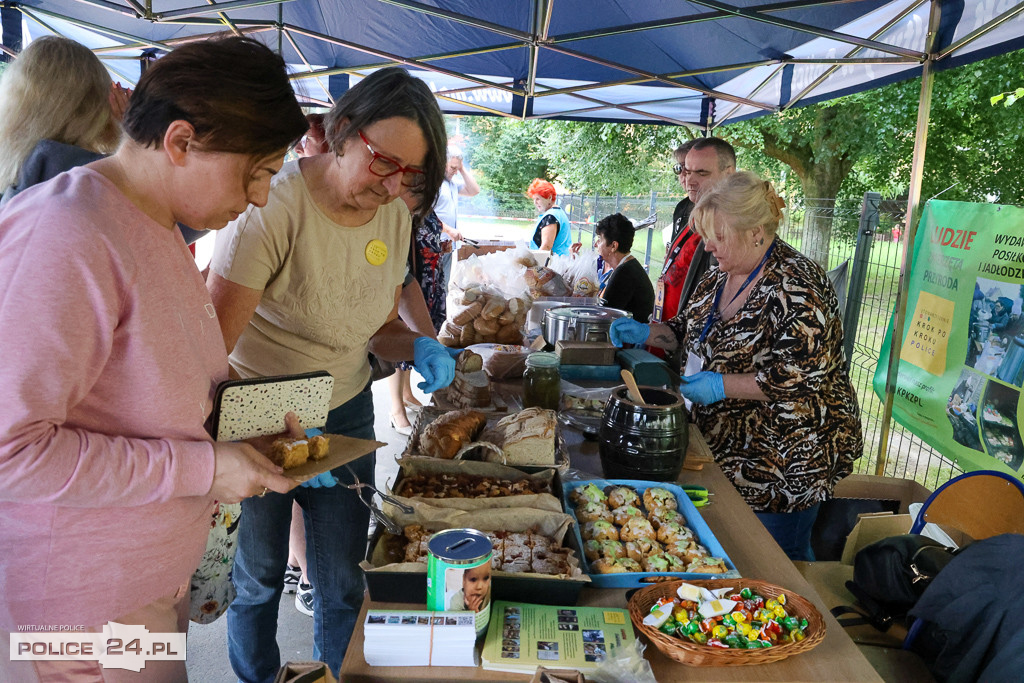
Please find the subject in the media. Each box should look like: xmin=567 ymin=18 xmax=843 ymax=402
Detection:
xmin=211 ymin=160 xmax=410 ymax=409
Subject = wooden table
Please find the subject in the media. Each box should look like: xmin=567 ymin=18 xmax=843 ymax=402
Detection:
xmin=341 ymin=427 xmax=882 ymax=682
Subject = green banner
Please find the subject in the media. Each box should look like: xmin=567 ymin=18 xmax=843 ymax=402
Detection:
xmin=874 ymin=200 xmax=1024 ymax=480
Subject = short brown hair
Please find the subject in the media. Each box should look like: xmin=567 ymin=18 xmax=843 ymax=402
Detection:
xmin=324 ymin=67 xmax=447 ymax=218
xmin=123 ymin=37 xmax=307 ymax=160
xmin=690 ymin=137 xmax=736 ymax=172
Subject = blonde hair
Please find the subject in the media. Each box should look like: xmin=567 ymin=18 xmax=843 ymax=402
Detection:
xmin=0 ymin=36 xmax=120 ymax=189
xmin=692 ymin=170 xmax=785 ymax=241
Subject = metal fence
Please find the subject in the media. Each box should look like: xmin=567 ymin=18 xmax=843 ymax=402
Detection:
xmin=462 ymin=190 xmax=961 ymax=490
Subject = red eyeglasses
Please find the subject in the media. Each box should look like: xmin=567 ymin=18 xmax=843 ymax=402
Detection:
xmin=358 ymin=130 xmax=425 ymax=189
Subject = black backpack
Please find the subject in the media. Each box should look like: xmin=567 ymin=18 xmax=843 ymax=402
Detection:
xmin=833 ymin=534 xmax=956 ymax=631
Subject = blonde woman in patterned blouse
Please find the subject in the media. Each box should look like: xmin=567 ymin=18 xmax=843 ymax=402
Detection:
xmin=610 ymin=171 xmax=862 ymax=561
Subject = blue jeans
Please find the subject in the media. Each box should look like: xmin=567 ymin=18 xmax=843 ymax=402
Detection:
xmin=755 ymin=503 xmax=821 ymax=562
xmin=227 ymin=387 xmax=375 ymax=683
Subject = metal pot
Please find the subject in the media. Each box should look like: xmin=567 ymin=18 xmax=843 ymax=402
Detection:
xmin=542 ymin=305 xmax=631 ymax=345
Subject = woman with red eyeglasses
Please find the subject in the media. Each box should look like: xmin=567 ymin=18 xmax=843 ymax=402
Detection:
xmin=206 ymin=67 xmax=454 ymax=682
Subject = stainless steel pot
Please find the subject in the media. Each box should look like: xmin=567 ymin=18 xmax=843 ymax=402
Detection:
xmin=542 ymin=305 xmax=631 ymax=345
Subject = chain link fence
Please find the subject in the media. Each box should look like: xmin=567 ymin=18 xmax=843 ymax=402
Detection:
xmin=460 ymin=189 xmax=963 ymax=490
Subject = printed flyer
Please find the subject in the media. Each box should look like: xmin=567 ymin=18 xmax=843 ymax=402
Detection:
xmin=480 ymin=601 xmax=634 ymax=673
xmin=874 ymin=200 xmax=1024 ymax=480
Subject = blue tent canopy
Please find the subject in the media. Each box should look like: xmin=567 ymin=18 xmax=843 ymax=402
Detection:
xmin=3 ymin=0 xmax=1023 ymax=128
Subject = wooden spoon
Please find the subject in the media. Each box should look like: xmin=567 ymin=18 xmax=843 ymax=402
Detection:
xmin=620 ymin=369 xmax=646 ymax=405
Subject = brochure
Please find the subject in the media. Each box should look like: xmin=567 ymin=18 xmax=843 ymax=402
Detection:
xmin=363 ymin=609 xmax=476 ymax=667
xmin=481 ymin=601 xmax=634 ymax=673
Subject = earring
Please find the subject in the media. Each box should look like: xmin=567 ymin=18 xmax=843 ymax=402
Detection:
xmin=755 ymin=237 xmax=764 ymax=247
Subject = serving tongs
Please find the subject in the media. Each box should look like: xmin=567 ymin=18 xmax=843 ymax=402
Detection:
xmin=341 ymin=464 xmax=412 ymax=536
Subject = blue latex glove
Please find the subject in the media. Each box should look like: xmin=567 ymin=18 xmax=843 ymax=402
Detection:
xmin=413 ymin=336 xmax=456 ymax=393
xmin=609 ymin=317 xmax=651 ymax=347
xmin=301 ymin=471 xmax=338 ymax=488
xmin=299 ymin=428 xmax=339 ymax=488
xmin=679 ymin=372 xmax=726 ymax=405
xmin=445 ymin=346 xmax=464 ymax=359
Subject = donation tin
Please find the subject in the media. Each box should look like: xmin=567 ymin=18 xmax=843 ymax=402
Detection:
xmin=427 ymin=528 xmax=493 ymax=637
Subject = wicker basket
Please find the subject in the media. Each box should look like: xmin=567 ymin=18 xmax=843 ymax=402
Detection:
xmin=628 ymin=578 xmax=826 ymax=666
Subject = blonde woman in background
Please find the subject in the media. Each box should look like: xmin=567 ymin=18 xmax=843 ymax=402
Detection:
xmin=0 ymin=36 xmax=122 ymax=205
xmin=611 ymin=171 xmax=862 ymax=562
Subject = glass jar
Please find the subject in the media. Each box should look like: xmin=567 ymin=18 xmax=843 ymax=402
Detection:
xmin=523 ymin=352 xmax=561 ymax=410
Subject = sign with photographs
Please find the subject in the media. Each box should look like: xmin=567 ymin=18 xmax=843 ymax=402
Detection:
xmin=875 ymin=200 xmax=1024 ymax=480
xmin=481 ymin=601 xmax=634 ymax=673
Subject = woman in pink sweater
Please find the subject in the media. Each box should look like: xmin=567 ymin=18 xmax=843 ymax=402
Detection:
xmin=0 ymin=38 xmax=307 ymax=682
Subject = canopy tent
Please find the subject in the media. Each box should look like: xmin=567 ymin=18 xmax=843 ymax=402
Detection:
xmin=3 ymin=0 xmax=1024 ymax=472
xmin=2 ymin=0 xmax=1023 ymax=129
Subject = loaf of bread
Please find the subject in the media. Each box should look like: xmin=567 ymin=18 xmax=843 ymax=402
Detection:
xmin=447 ymin=350 xmax=491 ymax=409
xmin=419 ymin=408 xmax=487 ymax=459
xmin=482 ymin=407 xmax=557 ymax=465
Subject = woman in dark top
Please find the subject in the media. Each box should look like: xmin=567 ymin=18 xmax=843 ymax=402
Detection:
xmin=595 ymin=213 xmax=655 ymax=323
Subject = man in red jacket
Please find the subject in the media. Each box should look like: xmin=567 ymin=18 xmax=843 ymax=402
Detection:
xmin=654 ymin=137 xmax=736 ymax=323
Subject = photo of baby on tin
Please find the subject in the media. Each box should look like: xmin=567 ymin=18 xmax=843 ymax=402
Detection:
xmin=446 ymin=562 xmax=492 ymax=613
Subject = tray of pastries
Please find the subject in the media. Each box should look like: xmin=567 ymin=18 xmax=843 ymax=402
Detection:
xmin=385 ymin=457 xmax=563 ymax=513
xmin=563 ymin=479 xmax=740 ymax=588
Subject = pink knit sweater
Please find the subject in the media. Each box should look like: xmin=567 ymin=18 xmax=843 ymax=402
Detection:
xmin=0 ymin=168 xmax=227 ymax=628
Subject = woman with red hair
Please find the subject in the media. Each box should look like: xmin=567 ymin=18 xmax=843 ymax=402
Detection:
xmin=527 ymin=178 xmax=572 ymax=255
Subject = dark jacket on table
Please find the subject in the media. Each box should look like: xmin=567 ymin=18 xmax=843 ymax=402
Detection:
xmin=909 ymin=533 xmax=1024 ymax=683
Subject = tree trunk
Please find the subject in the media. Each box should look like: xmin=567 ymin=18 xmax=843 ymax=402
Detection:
xmin=798 ymin=161 xmax=849 ymax=268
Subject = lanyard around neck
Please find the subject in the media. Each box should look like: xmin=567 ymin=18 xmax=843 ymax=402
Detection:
xmin=698 ymin=240 xmax=776 ymax=343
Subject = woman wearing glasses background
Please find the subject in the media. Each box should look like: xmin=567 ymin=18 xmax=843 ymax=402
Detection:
xmin=207 ymin=66 xmax=455 ymax=682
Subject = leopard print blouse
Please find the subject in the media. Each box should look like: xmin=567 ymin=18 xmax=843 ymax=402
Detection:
xmin=667 ymin=239 xmax=863 ymax=513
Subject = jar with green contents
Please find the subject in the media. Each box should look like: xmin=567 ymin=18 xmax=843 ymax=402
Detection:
xmin=523 ymin=352 xmax=561 ymax=410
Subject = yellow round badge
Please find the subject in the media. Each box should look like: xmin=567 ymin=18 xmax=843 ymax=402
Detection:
xmin=365 ymin=239 xmax=388 ymax=266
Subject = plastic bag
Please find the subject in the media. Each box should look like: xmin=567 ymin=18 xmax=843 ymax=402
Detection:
xmin=587 ymin=638 xmax=657 ymax=683
xmin=439 ymin=283 xmax=530 ymax=347
xmin=442 ymin=250 xmax=533 ymax=347
xmin=524 ymin=266 xmax=570 ymax=298
xmin=563 ymin=251 xmax=600 ymax=297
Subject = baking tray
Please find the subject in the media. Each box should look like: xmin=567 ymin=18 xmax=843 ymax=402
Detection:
xmin=562 ymin=478 xmax=740 ymax=588
xmin=361 ymin=511 xmax=590 ymax=606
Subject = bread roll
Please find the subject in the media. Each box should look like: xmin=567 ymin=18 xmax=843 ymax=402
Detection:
xmin=308 ymin=435 xmax=330 ymax=461
xmin=452 ymin=301 xmax=483 ymax=326
xmin=473 ymin=316 xmax=499 ymax=336
xmin=459 ymin=324 xmax=479 ymax=346
xmin=481 ymin=297 xmax=505 ymax=320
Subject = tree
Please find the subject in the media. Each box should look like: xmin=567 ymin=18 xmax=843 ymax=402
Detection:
xmin=459 ymin=117 xmax=548 ymax=208
xmin=724 ymin=47 xmax=1024 ymax=266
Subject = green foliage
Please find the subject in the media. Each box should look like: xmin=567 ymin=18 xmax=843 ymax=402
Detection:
xmin=727 ymin=48 xmax=1024 ymax=207
xmin=459 ymin=117 xmax=548 ymax=208
xmin=533 ymin=121 xmax=685 ymax=194
xmin=991 ymin=87 xmax=1024 ymax=107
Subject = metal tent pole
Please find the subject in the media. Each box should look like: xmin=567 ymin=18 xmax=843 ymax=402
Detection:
xmin=875 ymin=0 xmax=942 ymax=476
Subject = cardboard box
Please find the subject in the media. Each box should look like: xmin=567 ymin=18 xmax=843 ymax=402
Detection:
xmin=832 ymin=474 xmax=932 ymax=514
xmin=840 ymin=512 xmax=914 ymax=565
xmin=273 ymin=662 xmax=336 ymax=683
xmin=812 ymin=474 xmax=932 ymax=561
xmin=456 ymin=240 xmax=517 ymax=260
